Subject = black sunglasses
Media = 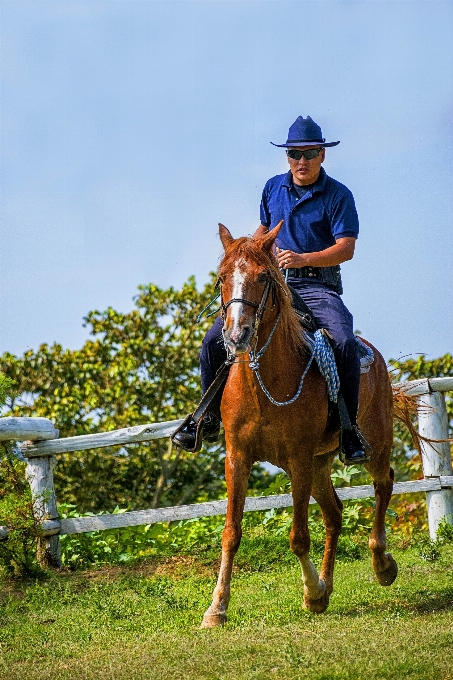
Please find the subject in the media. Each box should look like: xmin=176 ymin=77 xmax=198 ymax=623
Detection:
xmin=286 ymin=148 xmax=323 ymax=161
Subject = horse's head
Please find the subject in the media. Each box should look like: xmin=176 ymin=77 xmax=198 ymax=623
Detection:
xmin=218 ymin=222 xmax=284 ymax=356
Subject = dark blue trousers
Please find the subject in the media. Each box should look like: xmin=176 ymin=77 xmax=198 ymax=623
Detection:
xmin=200 ymin=281 xmax=361 ymax=423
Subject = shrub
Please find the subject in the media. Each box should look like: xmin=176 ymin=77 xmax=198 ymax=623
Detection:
xmin=436 ymin=517 xmax=453 ymax=543
xmin=0 ymin=445 xmax=45 ymax=578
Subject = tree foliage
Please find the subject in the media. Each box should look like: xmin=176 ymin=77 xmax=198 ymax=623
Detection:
xmin=1 ymin=277 xmax=237 ymax=512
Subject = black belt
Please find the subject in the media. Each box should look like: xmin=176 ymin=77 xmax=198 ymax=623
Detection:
xmin=282 ymin=267 xmax=322 ymax=279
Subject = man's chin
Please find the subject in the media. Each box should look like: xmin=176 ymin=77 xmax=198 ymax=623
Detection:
xmin=295 ymin=173 xmax=315 ymax=185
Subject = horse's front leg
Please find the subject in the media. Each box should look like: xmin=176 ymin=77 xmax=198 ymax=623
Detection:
xmin=289 ymin=466 xmax=329 ymax=614
xmin=201 ymin=452 xmax=252 ymax=628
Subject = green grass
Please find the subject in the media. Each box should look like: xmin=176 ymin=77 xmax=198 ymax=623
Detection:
xmin=1 ymin=532 xmax=453 ymax=680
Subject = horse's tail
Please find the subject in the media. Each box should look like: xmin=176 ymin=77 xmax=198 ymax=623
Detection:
xmin=392 ymin=383 xmax=453 ymax=453
xmin=392 ymin=384 xmax=423 ymax=454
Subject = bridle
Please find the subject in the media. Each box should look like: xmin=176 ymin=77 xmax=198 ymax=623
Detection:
xmin=218 ymin=273 xmax=276 ymax=352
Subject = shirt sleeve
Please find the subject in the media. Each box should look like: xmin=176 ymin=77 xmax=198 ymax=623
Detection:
xmin=331 ymin=188 xmax=360 ymax=240
xmin=259 ymin=182 xmax=271 ymax=227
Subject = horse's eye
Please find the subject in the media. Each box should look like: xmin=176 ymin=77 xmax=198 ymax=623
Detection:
xmin=258 ymin=272 xmax=268 ymax=284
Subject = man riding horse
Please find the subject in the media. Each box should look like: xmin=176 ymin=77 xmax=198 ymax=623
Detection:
xmin=173 ymin=115 xmax=368 ymax=464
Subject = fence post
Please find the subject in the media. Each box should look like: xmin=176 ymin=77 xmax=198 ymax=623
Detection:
xmin=417 ymin=391 xmax=453 ymax=539
xmin=25 ymin=455 xmax=62 ymax=568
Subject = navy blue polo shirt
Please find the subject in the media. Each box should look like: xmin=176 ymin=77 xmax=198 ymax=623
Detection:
xmin=260 ymin=167 xmax=359 ymax=253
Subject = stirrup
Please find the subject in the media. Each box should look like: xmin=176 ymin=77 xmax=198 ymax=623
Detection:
xmin=171 ymin=413 xmax=204 ymax=453
xmin=339 ymin=425 xmax=372 ymax=465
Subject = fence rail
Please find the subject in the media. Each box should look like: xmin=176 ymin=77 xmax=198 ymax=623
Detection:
xmin=59 ymin=477 xmax=453 ymax=536
xmin=1 ymin=376 xmax=452 ymax=567
xmin=21 ymin=419 xmax=184 ymax=458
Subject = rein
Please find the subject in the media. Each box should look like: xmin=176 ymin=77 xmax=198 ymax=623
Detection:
xmin=250 ymin=350 xmax=315 ymax=407
xmin=248 ymin=312 xmax=315 ymax=407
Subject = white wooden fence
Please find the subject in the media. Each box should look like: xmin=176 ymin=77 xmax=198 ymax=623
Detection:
xmin=1 ymin=377 xmax=452 ymax=567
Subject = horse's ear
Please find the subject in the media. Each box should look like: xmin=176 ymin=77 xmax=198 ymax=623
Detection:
xmin=219 ymin=223 xmax=234 ymax=250
xmin=257 ymin=220 xmax=284 ymax=252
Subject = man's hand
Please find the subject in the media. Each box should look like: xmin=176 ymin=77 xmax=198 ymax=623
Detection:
xmin=276 ymin=247 xmax=305 ymax=269
xmin=277 ymin=237 xmax=356 ymax=269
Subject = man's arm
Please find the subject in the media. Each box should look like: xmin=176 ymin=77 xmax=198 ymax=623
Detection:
xmin=276 ymin=237 xmax=356 ymax=269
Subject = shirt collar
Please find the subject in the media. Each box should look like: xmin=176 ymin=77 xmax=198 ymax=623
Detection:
xmin=283 ymin=166 xmax=327 ymax=194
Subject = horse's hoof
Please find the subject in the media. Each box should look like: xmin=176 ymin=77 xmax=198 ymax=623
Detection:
xmin=200 ymin=612 xmax=227 ymax=628
xmin=375 ymin=552 xmax=398 ymax=586
xmin=303 ymin=590 xmax=330 ymax=613
xmin=303 ymin=581 xmax=330 ymax=613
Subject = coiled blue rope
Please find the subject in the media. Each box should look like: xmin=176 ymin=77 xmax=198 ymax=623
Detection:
xmin=312 ymin=329 xmax=340 ymax=404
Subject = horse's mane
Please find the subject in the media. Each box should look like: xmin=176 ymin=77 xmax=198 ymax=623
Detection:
xmin=219 ymin=237 xmax=306 ymax=355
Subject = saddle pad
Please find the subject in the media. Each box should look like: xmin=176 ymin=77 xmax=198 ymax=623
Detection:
xmin=301 ymin=331 xmax=374 ymax=374
xmin=355 ymin=337 xmax=374 ymax=373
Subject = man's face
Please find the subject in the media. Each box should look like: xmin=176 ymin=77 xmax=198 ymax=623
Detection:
xmin=287 ymin=145 xmax=325 ymax=186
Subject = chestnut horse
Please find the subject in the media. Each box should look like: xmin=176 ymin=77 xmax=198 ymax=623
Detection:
xmin=201 ymin=222 xmax=398 ymax=628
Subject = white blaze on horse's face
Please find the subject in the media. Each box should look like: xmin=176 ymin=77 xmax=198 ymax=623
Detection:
xmin=230 ymin=265 xmax=246 ymax=325
xmin=222 ymin=262 xmax=255 ymax=355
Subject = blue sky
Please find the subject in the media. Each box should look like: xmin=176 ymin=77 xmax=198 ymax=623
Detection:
xmin=1 ymin=0 xmax=452 ymax=363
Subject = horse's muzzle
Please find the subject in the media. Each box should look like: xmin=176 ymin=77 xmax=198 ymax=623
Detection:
xmin=223 ymin=325 xmax=253 ymax=355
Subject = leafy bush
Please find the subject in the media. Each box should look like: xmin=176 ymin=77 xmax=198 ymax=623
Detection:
xmin=57 ymin=466 xmax=401 ymax=571
xmin=436 ymin=517 xmax=453 ymax=543
xmin=0 ymin=446 xmax=45 ymax=578
xmin=0 ymin=374 xmax=44 ymax=578
xmin=409 ymin=519 xmax=453 ymax=562
xmin=415 ymin=535 xmax=441 ymax=562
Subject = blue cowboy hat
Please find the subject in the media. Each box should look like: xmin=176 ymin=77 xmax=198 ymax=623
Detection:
xmin=271 ymin=115 xmax=340 ymax=148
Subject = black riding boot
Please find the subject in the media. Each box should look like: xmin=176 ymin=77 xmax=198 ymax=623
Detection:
xmin=172 ymin=317 xmax=226 ymax=452
xmin=336 ymin=353 xmax=372 ymax=465
xmin=341 ymin=425 xmax=372 ymax=465
xmin=172 ymin=412 xmax=221 ymax=452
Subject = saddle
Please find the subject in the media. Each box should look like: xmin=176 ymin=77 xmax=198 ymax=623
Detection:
xmin=287 ymin=284 xmax=317 ymax=331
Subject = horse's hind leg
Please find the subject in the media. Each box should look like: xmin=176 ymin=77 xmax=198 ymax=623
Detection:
xmin=367 ymin=464 xmax=398 ymax=586
xmin=288 ymin=462 xmax=329 ymax=613
xmin=311 ymin=452 xmax=343 ymax=598
xmin=201 ymin=452 xmax=252 ymax=628
xmin=362 ymin=418 xmax=397 ymax=585
xmin=361 ymin=352 xmax=398 ymax=586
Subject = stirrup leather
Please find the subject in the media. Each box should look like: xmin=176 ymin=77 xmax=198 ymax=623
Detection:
xmin=171 ymin=358 xmax=233 ymax=454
